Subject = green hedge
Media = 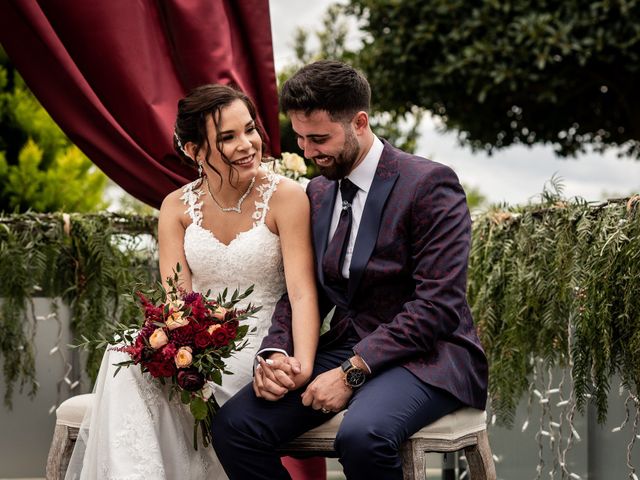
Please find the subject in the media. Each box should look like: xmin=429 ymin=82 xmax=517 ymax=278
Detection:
xmin=1 ymin=194 xmax=638 ymax=425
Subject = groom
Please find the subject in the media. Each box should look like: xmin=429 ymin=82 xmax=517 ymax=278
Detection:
xmin=212 ymin=60 xmax=488 ymax=480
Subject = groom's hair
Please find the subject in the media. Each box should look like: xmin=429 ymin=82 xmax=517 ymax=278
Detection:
xmin=280 ymin=60 xmax=371 ymax=123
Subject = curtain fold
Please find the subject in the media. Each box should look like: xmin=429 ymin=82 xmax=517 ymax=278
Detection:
xmin=0 ymin=0 xmax=280 ymax=207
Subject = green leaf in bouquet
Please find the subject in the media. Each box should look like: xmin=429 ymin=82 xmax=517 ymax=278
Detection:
xmin=193 ymin=421 xmax=200 ymax=451
xmin=200 ymin=419 xmax=210 ymax=448
xmin=237 ymin=324 xmax=250 ymax=337
xmin=190 ymin=396 xmax=208 ymax=421
xmin=113 ymin=360 xmax=135 ymax=367
xmin=210 ymin=369 xmax=223 ymax=386
xmin=181 ymin=389 xmax=191 ymax=405
xmin=243 ymin=284 xmax=255 ymax=297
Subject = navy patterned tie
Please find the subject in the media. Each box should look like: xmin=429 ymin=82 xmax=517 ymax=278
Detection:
xmin=322 ymin=178 xmax=360 ymax=286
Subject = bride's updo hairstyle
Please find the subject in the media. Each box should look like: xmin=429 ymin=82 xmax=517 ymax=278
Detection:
xmin=173 ymin=84 xmax=266 ymax=186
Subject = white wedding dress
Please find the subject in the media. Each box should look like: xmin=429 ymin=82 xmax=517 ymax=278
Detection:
xmin=66 ymin=172 xmax=286 ymax=480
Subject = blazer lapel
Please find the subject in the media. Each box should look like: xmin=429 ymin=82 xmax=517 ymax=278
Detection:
xmin=348 ymin=148 xmax=399 ymax=302
xmin=313 ymin=180 xmax=338 ymax=287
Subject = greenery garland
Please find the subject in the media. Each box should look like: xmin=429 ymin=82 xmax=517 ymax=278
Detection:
xmin=1 ymin=189 xmax=638 ymax=428
xmin=0 ymin=212 xmax=158 ymax=407
xmin=469 ymin=185 xmax=640 ymax=426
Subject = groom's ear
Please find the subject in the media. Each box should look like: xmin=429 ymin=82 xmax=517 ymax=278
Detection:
xmin=352 ymin=111 xmax=369 ymax=134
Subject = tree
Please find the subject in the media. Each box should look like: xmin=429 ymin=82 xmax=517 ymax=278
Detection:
xmin=346 ymin=0 xmax=640 ymax=158
xmin=0 ymin=47 xmax=108 ymax=212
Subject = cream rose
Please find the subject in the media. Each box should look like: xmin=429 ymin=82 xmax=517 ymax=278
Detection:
xmin=281 ymin=152 xmax=307 ymax=175
xmin=212 ymin=307 xmax=227 ymax=321
xmin=168 ymin=299 xmax=185 ymax=311
xmin=149 ymin=328 xmax=168 ymax=349
xmin=165 ymin=310 xmax=189 ymax=330
xmin=175 ymin=346 xmax=193 ymax=368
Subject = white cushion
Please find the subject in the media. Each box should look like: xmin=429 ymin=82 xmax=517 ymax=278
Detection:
xmin=56 ymin=393 xmax=95 ymax=428
xmin=55 ymin=393 xmax=487 ymax=442
xmin=299 ymin=407 xmax=487 ymax=441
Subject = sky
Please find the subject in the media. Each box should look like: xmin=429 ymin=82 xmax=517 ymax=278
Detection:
xmin=268 ymin=0 xmax=640 ymax=205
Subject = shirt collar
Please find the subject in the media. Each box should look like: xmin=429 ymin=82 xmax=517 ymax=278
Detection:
xmin=343 ymin=135 xmax=383 ymax=193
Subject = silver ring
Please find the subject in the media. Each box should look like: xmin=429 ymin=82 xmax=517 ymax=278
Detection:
xmin=321 ymin=408 xmax=330 ymax=414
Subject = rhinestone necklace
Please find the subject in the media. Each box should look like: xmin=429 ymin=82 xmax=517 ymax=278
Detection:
xmin=206 ymin=176 xmax=256 ymax=214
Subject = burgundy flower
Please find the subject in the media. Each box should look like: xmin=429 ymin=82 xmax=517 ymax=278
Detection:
xmin=182 ymin=291 xmax=201 ymax=304
xmin=160 ymin=343 xmax=177 ymax=360
xmin=194 ymin=331 xmax=212 ymax=349
xmin=117 ymin=344 xmax=143 ymax=363
xmin=146 ymin=359 xmax=176 ymax=378
xmin=169 ymin=324 xmax=195 ymax=347
xmin=190 ymin=319 xmax=208 ymax=334
xmin=211 ymin=328 xmax=231 ymax=347
xmin=177 ymin=368 xmax=205 ymax=391
xmin=224 ymin=320 xmax=239 ymax=338
xmin=188 ymin=296 xmax=208 ymax=320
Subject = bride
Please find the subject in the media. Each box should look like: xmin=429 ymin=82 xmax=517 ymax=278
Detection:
xmin=65 ymin=84 xmax=324 ymax=479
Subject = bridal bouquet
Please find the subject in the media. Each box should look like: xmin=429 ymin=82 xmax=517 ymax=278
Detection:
xmin=79 ymin=264 xmax=260 ymax=450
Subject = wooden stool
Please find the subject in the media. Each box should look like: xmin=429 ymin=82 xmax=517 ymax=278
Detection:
xmin=279 ymin=407 xmax=496 ymax=480
xmin=46 ymin=393 xmax=93 ymax=480
xmin=48 ymin=394 xmax=496 ymax=480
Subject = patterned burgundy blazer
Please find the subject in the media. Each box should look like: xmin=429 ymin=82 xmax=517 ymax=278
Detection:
xmin=261 ymin=140 xmax=488 ymax=409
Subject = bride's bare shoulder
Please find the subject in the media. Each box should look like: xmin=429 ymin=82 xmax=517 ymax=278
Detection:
xmin=271 ymin=175 xmax=308 ymax=203
xmin=160 ymin=181 xmax=201 ymax=219
xmin=266 ymin=177 xmax=310 ymax=227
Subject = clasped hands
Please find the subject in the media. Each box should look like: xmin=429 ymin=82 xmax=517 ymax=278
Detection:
xmin=253 ymin=353 xmax=352 ymax=413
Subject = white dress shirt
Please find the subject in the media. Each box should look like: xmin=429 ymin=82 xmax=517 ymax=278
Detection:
xmin=328 ymin=135 xmax=384 ymax=278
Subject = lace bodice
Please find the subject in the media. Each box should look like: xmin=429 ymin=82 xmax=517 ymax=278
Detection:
xmin=180 ymin=172 xmax=286 ymax=338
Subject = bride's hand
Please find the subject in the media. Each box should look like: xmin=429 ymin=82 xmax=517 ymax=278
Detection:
xmin=253 ymin=355 xmax=300 ymax=400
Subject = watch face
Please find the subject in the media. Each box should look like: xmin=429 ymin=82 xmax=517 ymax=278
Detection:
xmin=346 ymin=368 xmax=366 ymax=388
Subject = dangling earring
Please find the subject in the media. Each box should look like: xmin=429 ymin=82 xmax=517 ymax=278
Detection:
xmin=197 ymin=162 xmax=204 ymax=178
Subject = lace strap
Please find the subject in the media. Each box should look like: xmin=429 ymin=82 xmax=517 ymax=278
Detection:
xmin=179 ymin=181 xmax=205 ymax=227
xmin=252 ymin=172 xmax=281 ymax=226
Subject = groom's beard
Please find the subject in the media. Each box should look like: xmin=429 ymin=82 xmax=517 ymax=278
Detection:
xmin=315 ymin=128 xmax=360 ymax=181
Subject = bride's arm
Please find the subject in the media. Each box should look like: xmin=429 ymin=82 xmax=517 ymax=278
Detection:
xmin=158 ymin=189 xmax=193 ymax=292
xmin=270 ymin=179 xmax=320 ymax=386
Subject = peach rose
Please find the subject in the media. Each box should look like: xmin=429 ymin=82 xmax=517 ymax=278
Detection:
xmin=212 ymin=307 xmax=227 ymax=321
xmin=175 ymin=346 xmax=193 ymax=368
xmin=149 ymin=328 xmax=168 ymax=349
xmin=207 ymin=323 xmax=222 ymax=334
xmin=166 ymin=310 xmax=189 ymax=330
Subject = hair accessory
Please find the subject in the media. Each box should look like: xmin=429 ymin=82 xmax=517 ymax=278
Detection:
xmin=174 ymin=130 xmax=191 ymax=159
xmin=206 ymin=176 xmax=256 ymax=214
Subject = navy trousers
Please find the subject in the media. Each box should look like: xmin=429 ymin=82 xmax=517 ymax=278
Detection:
xmin=211 ymin=343 xmax=462 ymax=480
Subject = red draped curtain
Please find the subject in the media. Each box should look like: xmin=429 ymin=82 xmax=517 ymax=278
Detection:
xmin=0 ymin=0 xmax=281 ymax=208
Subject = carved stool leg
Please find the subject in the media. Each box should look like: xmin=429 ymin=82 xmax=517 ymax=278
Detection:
xmin=463 ymin=430 xmax=496 ymax=480
xmin=400 ymin=439 xmax=425 ymax=480
xmin=46 ymin=424 xmax=78 ymax=480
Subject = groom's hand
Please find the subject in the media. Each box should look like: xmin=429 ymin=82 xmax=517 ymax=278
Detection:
xmin=253 ymin=354 xmax=301 ymax=401
xmin=301 ymin=367 xmax=352 ymax=413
